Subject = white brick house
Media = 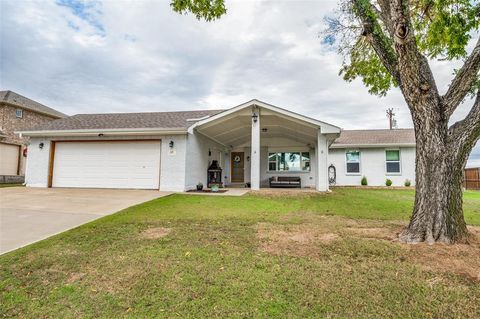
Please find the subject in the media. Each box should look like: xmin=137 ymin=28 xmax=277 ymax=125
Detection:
xmin=18 ymin=99 xmax=416 ymax=191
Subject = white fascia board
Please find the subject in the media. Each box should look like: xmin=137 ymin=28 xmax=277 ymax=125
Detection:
xmin=329 ymin=143 xmax=416 ymax=149
xmin=15 ymin=128 xmax=187 ymax=137
xmin=188 ymin=99 xmax=342 ymax=134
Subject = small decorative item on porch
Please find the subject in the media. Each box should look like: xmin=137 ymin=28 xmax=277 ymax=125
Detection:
xmin=207 ymin=160 xmax=223 ymax=188
xmin=196 ymin=182 xmax=203 ymax=191
xmin=211 ymin=184 xmax=219 ymax=192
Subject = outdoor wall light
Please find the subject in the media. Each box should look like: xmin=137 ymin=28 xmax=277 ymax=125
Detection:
xmin=208 ymin=149 xmax=211 ymax=156
xmin=39 ymin=142 xmax=44 ymax=149
xmin=252 ymin=112 xmax=258 ymax=123
xmin=169 ymin=140 xmax=174 ymax=148
xmin=247 ymin=156 xmax=250 ymax=162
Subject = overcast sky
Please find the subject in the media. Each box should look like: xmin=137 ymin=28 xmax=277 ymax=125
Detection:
xmin=1 ymin=0 xmax=478 ymax=167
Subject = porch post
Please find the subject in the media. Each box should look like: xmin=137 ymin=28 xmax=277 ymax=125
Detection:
xmin=316 ymin=129 xmax=329 ymax=191
xmin=251 ymin=106 xmax=261 ymax=190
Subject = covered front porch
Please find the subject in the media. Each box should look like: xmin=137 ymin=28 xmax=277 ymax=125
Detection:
xmin=188 ymin=100 xmax=340 ymax=191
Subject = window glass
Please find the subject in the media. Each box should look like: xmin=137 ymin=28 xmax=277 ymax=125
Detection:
xmin=284 ymin=152 xmax=300 ymax=171
xmin=268 ymin=153 xmax=277 ymax=162
xmin=346 ymin=151 xmax=360 ymax=162
xmin=301 ymin=152 xmax=310 ymax=171
xmin=386 ymin=150 xmax=401 ymax=173
xmin=386 ymin=162 xmax=400 ymax=173
xmin=346 ymin=150 xmax=360 ymax=173
xmin=386 ymin=150 xmax=400 ymax=161
xmin=268 ymin=152 xmax=310 ymax=171
xmin=347 ymin=163 xmax=360 ymax=173
xmin=15 ymin=109 xmax=23 ymax=118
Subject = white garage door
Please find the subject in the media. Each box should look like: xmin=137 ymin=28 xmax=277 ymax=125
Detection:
xmin=52 ymin=141 xmax=161 ymax=189
xmin=0 ymin=143 xmax=20 ymax=175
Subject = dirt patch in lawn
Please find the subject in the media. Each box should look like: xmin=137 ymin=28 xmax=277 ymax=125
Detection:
xmin=256 ymin=214 xmax=400 ymax=258
xmin=344 ymin=226 xmax=400 ymax=241
xmin=257 ymin=213 xmax=480 ymax=281
xmin=256 ymin=222 xmax=339 ymax=257
xmin=404 ymin=226 xmax=480 ymax=282
xmin=141 ymin=227 xmax=171 ymax=239
xmin=66 ymin=272 xmax=85 ymax=284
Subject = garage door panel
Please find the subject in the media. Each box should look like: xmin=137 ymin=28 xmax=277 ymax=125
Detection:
xmin=0 ymin=143 xmax=20 ymax=175
xmin=52 ymin=141 xmax=161 ymax=189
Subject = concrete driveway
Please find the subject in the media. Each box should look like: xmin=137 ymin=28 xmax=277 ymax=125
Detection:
xmin=0 ymin=187 xmax=171 ymax=254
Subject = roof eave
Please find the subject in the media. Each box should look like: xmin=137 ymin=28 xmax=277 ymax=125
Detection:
xmin=15 ymin=127 xmax=188 ymax=137
xmin=330 ymin=143 xmax=416 ymax=149
xmin=188 ymin=99 xmax=342 ymax=134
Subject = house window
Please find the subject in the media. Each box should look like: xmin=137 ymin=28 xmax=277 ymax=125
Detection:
xmin=268 ymin=153 xmax=278 ymax=171
xmin=346 ymin=150 xmax=360 ymax=174
xmin=386 ymin=150 xmax=401 ymax=173
xmin=15 ymin=109 xmax=23 ymax=118
xmin=268 ymin=152 xmax=310 ymax=172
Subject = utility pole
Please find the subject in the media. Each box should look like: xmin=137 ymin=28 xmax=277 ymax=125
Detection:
xmin=386 ymin=108 xmax=396 ymax=130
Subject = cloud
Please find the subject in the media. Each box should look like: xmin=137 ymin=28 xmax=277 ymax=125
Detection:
xmin=0 ymin=0 xmax=478 ymax=165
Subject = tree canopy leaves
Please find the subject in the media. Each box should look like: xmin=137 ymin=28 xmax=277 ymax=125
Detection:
xmin=170 ymin=0 xmax=226 ymax=22
xmin=325 ymin=0 xmax=480 ymax=96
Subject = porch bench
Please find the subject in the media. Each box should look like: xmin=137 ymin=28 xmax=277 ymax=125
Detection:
xmin=269 ymin=176 xmax=301 ymax=188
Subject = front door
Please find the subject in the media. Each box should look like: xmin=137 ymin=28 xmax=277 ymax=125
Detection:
xmin=231 ymin=152 xmax=244 ymax=183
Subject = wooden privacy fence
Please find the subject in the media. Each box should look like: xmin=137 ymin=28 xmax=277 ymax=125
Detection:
xmin=464 ymin=167 xmax=480 ymax=190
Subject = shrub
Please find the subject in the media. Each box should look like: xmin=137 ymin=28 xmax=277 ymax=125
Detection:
xmin=386 ymin=179 xmax=393 ymax=187
xmin=404 ymin=179 xmax=411 ymax=187
xmin=361 ymin=176 xmax=368 ymax=186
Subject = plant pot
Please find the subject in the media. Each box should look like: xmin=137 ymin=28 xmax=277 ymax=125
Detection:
xmin=211 ymin=185 xmax=219 ymax=192
xmin=196 ymin=185 xmax=203 ymax=191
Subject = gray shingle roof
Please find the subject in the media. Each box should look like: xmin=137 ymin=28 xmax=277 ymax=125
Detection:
xmin=0 ymin=90 xmax=67 ymax=118
xmin=24 ymin=110 xmax=225 ymax=131
xmin=332 ymin=129 xmax=415 ymax=146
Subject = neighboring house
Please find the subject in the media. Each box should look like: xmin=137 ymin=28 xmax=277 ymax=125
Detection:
xmin=17 ymin=99 xmax=416 ymax=191
xmin=0 ymin=91 xmax=66 ymax=181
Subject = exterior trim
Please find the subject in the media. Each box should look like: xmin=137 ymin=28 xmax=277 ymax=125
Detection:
xmin=48 ymin=141 xmax=56 ymax=188
xmin=330 ymin=143 xmax=416 ymax=149
xmin=51 ymin=139 xmax=162 ymax=143
xmin=189 ymin=99 xmax=342 ymax=134
xmin=16 ymin=128 xmax=187 ymax=137
xmin=16 ymin=145 xmax=21 ymax=175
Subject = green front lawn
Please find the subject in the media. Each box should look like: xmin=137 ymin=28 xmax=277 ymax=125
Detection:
xmin=1 ymin=188 xmax=479 ymax=318
xmin=0 ymin=183 xmax=24 ymax=188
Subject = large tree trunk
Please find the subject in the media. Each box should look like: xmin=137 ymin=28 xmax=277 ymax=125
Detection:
xmin=399 ymin=116 xmax=470 ymax=244
xmin=351 ymin=0 xmax=480 ymax=244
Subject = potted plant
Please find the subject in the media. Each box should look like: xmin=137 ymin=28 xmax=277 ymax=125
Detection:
xmin=211 ymin=183 xmax=219 ymax=192
xmin=196 ymin=182 xmax=203 ymax=191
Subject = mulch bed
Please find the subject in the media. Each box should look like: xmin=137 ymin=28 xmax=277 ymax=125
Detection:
xmin=187 ymin=190 xmax=228 ymax=193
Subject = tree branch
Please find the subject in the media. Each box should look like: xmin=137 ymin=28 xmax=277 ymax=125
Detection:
xmin=443 ymin=38 xmax=480 ymax=118
xmin=449 ymin=92 xmax=480 ymax=156
xmin=388 ymin=0 xmax=441 ymax=108
xmin=353 ymin=0 xmax=400 ymax=81
xmin=376 ymin=0 xmax=395 ymax=37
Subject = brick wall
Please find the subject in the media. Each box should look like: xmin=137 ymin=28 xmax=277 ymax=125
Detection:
xmin=0 ymin=104 xmax=58 ymax=145
xmin=0 ymin=104 xmax=59 ymax=175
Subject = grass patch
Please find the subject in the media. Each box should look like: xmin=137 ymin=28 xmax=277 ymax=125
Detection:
xmin=1 ymin=188 xmax=479 ymax=318
xmin=0 ymin=183 xmax=24 ymax=188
